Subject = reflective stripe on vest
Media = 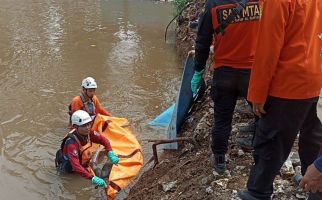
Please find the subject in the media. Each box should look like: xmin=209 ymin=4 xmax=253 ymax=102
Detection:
xmin=80 ymin=93 xmax=96 ymax=116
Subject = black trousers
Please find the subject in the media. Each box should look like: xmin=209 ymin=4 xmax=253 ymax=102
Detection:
xmin=247 ymin=96 xmax=322 ymax=199
xmin=309 ymin=192 xmax=322 ymax=200
xmin=211 ymin=66 xmax=251 ymax=155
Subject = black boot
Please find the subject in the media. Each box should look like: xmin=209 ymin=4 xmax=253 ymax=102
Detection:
xmin=214 ymin=154 xmax=226 ymax=174
xmin=236 ymin=136 xmax=253 ymax=151
xmin=237 ymin=190 xmax=268 ymax=200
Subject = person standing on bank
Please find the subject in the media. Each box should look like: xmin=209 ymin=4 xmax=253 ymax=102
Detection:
xmin=190 ymin=0 xmax=261 ymax=173
xmin=238 ymin=0 xmax=322 ymax=199
xmin=69 ymin=77 xmax=111 ymax=122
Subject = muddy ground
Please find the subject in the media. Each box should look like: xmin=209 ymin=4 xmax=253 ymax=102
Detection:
xmin=125 ymin=1 xmax=308 ymax=199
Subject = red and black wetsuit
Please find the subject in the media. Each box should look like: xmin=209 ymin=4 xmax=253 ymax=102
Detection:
xmin=63 ymin=130 xmax=112 ymax=179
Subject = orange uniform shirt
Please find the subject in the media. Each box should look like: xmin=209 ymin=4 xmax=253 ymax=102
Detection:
xmin=248 ymin=0 xmax=322 ymax=104
xmin=211 ymin=0 xmax=261 ymax=69
xmin=194 ymin=0 xmax=261 ymax=71
xmin=70 ymin=95 xmax=111 ymax=116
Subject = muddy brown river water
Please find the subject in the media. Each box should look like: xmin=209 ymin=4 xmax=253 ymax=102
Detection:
xmin=0 ymin=0 xmax=181 ymax=199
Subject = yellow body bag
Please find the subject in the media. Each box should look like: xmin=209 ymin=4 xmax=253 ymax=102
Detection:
xmin=90 ymin=114 xmax=144 ymax=199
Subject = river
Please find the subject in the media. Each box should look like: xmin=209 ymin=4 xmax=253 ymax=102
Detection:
xmin=0 ymin=0 xmax=181 ymax=199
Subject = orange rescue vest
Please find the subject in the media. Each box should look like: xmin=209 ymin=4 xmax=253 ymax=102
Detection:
xmin=63 ymin=129 xmax=93 ymax=167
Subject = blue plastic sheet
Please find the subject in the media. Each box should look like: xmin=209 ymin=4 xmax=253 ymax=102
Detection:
xmin=148 ymin=104 xmax=175 ymax=127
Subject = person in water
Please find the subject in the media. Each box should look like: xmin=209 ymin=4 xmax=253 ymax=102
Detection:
xmin=69 ymin=77 xmax=111 ymax=121
xmin=55 ymin=110 xmax=119 ymax=188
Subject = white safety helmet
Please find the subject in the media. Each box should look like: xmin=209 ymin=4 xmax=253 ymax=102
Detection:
xmin=81 ymin=77 xmax=97 ymax=89
xmin=71 ymin=110 xmax=92 ymax=126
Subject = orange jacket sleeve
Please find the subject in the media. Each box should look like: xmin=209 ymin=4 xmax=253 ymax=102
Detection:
xmin=247 ymin=0 xmax=288 ymax=104
xmin=93 ymin=96 xmax=111 ymax=116
xmin=70 ymin=96 xmax=84 ymax=114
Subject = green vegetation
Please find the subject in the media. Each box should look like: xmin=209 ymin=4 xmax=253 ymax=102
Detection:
xmin=172 ymin=0 xmax=188 ymax=15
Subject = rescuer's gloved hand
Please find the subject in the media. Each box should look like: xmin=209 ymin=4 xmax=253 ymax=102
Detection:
xmin=91 ymin=176 xmax=107 ymax=188
xmin=107 ymin=151 xmax=119 ymax=165
xmin=191 ymin=69 xmax=204 ymax=94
